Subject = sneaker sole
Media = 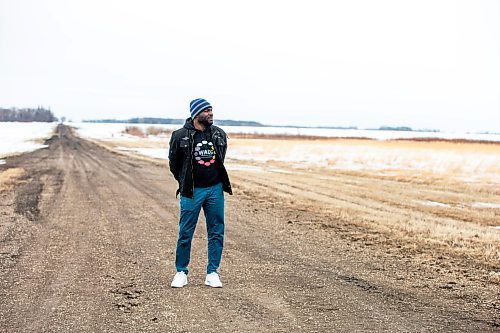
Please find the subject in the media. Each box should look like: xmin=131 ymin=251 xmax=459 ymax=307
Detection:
xmin=171 ymin=281 xmax=188 ymax=288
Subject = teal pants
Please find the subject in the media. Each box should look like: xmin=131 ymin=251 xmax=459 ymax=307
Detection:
xmin=175 ymin=183 xmax=224 ymax=274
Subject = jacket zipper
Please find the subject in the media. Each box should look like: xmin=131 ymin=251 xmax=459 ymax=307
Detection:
xmin=190 ymin=131 xmax=195 ymax=197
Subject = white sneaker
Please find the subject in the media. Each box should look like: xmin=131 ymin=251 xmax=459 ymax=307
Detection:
xmin=171 ymin=271 xmax=188 ymax=288
xmin=205 ymin=272 xmax=223 ymax=288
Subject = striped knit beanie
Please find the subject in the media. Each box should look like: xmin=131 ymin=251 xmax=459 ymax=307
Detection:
xmin=190 ymin=98 xmax=212 ymax=119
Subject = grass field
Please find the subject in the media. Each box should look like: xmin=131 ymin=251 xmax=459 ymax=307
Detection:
xmin=226 ymin=137 xmax=500 ymax=271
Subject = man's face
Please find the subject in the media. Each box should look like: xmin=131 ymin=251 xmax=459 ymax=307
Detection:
xmin=196 ymin=107 xmax=213 ymax=127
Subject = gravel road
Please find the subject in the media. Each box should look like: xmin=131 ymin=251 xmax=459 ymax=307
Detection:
xmin=0 ymin=125 xmax=498 ymax=332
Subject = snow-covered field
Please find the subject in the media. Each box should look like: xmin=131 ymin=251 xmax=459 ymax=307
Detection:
xmin=0 ymin=122 xmax=57 ymax=160
xmin=70 ymin=122 xmax=500 ymax=186
xmin=2 ymin=122 xmax=499 ymax=186
xmin=222 ymin=126 xmax=500 ymax=142
xmin=72 ymin=122 xmax=500 ymax=141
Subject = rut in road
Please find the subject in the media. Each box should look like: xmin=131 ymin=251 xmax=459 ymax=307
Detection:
xmin=0 ymin=125 xmax=498 ymax=332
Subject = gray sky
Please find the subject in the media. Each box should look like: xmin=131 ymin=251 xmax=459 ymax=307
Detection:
xmin=1 ymin=0 xmax=499 ymax=132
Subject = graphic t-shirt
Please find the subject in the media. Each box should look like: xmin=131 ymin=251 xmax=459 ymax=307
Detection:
xmin=192 ymin=129 xmax=221 ymax=188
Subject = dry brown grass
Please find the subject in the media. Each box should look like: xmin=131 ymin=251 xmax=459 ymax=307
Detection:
xmin=228 ymin=132 xmax=500 ymax=145
xmin=229 ymin=136 xmax=500 ymax=153
xmin=146 ymin=126 xmax=172 ymax=136
xmin=227 ymin=132 xmax=374 ymax=141
xmin=230 ymin=163 xmax=500 ymax=266
xmin=225 ymin=137 xmax=500 ymax=267
xmin=123 ymin=126 xmax=172 ymax=137
xmin=124 ymin=126 xmax=146 ymax=138
xmin=394 ymin=137 xmax=500 ymax=145
xmin=0 ymin=168 xmax=27 ymax=192
xmin=228 ymin=137 xmax=500 ymax=186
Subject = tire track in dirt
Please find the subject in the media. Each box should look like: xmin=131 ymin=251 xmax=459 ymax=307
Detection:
xmin=235 ymin=168 xmax=496 ymax=225
xmin=232 ymin=173 xmax=467 ymax=231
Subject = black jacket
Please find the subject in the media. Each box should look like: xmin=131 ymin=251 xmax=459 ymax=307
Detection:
xmin=168 ymin=118 xmax=232 ymax=198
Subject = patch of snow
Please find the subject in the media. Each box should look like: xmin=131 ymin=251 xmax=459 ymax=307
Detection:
xmin=117 ymin=147 xmax=168 ymax=160
xmin=471 ymin=202 xmax=500 ymax=209
xmin=490 ymin=226 xmax=500 ymax=230
xmin=268 ymin=168 xmax=293 ymax=174
xmin=0 ymin=122 xmax=57 ymax=158
xmin=417 ymin=200 xmax=451 ymax=208
xmin=225 ymin=164 xmax=263 ymax=172
xmin=0 ymin=159 xmax=5 ymax=165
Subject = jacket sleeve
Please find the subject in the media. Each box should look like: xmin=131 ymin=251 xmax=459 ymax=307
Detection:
xmin=168 ymin=133 xmax=180 ymax=181
xmin=221 ymin=129 xmax=229 ymax=162
xmin=217 ymin=127 xmax=228 ymax=162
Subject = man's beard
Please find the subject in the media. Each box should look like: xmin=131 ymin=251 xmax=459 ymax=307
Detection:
xmin=198 ymin=116 xmax=213 ymax=127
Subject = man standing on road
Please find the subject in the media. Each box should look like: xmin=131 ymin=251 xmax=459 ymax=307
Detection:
xmin=168 ymin=98 xmax=232 ymax=288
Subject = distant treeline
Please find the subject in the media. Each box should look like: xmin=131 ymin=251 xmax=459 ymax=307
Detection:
xmin=0 ymin=107 xmax=58 ymax=122
xmin=84 ymin=117 xmax=265 ymax=127
xmin=280 ymin=125 xmax=358 ymax=130
xmin=82 ymin=118 xmax=441 ymax=132
xmin=86 ymin=117 xmax=182 ymax=124
xmin=376 ymin=126 xmax=440 ymax=132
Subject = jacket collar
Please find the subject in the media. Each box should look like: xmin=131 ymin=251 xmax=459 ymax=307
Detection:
xmin=183 ymin=117 xmax=213 ymax=134
xmin=183 ymin=118 xmax=196 ymax=130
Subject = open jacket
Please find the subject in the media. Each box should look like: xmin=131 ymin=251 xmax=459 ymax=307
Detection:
xmin=168 ymin=118 xmax=232 ymax=198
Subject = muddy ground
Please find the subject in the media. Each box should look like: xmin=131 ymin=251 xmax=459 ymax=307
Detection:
xmin=0 ymin=125 xmax=498 ymax=332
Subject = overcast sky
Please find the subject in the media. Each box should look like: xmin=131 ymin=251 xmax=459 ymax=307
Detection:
xmin=1 ymin=0 xmax=499 ymax=132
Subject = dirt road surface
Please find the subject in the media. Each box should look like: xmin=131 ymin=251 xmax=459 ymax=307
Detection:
xmin=0 ymin=125 xmax=498 ymax=332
